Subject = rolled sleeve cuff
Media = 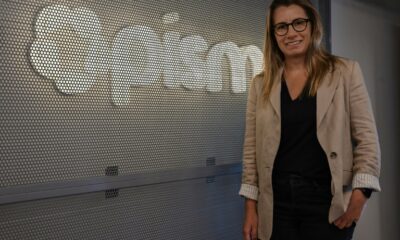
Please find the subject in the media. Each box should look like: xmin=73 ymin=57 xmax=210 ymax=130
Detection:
xmin=352 ymin=173 xmax=381 ymax=192
xmin=239 ymin=183 xmax=259 ymax=201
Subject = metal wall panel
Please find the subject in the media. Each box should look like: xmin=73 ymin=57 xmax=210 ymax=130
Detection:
xmin=1 ymin=0 xmax=266 ymax=187
xmin=0 ymin=175 xmax=243 ymax=239
xmin=1 ymin=0 xmax=268 ymax=239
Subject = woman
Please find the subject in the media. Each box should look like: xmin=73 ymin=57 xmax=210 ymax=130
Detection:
xmin=239 ymin=0 xmax=381 ymax=239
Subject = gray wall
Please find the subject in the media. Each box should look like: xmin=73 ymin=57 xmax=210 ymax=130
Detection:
xmin=0 ymin=0 xmax=269 ymax=239
xmin=332 ymin=0 xmax=400 ymax=239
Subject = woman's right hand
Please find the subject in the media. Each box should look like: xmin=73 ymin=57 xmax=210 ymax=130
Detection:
xmin=243 ymin=198 xmax=258 ymax=240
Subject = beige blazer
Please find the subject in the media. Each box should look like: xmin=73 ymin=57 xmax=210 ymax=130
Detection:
xmin=239 ymin=58 xmax=381 ymax=240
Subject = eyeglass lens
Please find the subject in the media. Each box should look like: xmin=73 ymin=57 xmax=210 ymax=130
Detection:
xmin=274 ymin=18 xmax=308 ymax=36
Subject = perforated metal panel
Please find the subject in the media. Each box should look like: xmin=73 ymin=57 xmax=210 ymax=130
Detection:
xmin=1 ymin=0 xmax=266 ymax=187
xmin=1 ymin=175 xmax=243 ymax=239
xmin=1 ymin=0 xmax=268 ymax=239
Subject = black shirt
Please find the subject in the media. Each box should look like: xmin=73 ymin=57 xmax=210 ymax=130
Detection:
xmin=273 ymin=80 xmax=331 ymax=183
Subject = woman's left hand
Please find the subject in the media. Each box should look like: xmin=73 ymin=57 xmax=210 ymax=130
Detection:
xmin=333 ymin=189 xmax=368 ymax=229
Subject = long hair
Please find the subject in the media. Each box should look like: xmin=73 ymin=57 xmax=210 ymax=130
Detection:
xmin=261 ymin=0 xmax=340 ymax=100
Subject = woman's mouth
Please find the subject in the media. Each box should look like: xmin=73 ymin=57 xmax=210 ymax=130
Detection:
xmin=286 ymin=40 xmax=302 ymax=46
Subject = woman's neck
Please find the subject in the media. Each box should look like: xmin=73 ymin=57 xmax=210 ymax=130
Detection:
xmin=282 ymin=56 xmax=309 ymax=99
xmin=283 ymin=56 xmax=308 ymax=88
xmin=284 ymin=56 xmax=307 ymax=72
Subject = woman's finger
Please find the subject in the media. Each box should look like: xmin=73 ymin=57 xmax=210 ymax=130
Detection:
xmin=251 ymin=225 xmax=257 ymax=239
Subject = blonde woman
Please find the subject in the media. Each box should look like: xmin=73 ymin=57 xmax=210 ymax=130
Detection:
xmin=239 ymin=0 xmax=381 ymax=239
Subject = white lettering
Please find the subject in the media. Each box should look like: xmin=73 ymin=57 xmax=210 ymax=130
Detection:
xmin=30 ymin=5 xmax=108 ymax=94
xmin=180 ymin=35 xmax=208 ymax=90
xmin=162 ymin=31 xmax=182 ymax=89
xmin=206 ymin=42 xmax=244 ymax=93
xmin=112 ymin=26 xmax=162 ymax=105
xmin=30 ymin=5 xmax=263 ymax=105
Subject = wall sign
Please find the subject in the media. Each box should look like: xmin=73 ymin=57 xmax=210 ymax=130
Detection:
xmin=30 ymin=5 xmax=263 ymax=105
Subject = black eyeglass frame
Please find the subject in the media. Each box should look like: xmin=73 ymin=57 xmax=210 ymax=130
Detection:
xmin=273 ymin=18 xmax=311 ymax=36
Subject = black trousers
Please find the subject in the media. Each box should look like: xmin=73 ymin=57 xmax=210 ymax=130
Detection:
xmin=270 ymin=174 xmax=355 ymax=240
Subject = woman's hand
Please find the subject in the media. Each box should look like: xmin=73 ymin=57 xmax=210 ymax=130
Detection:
xmin=333 ymin=189 xmax=368 ymax=229
xmin=243 ymin=198 xmax=258 ymax=240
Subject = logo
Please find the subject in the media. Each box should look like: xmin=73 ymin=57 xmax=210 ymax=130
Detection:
xmin=30 ymin=5 xmax=263 ymax=105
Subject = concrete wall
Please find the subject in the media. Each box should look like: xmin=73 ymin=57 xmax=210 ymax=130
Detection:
xmin=332 ymin=1 xmax=400 ymax=239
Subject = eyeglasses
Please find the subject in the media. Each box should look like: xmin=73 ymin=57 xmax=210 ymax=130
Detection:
xmin=273 ymin=18 xmax=310 ymax=36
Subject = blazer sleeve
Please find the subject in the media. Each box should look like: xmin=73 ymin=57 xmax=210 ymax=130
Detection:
xmin=349 ymin=61 xmax=381 ymax=191
xmin=239 ymin=76 xmax=259 ymax=200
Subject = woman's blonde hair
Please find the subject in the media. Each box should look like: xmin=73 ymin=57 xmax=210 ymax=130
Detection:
xmin=261 ymin=0 xmax=340 ymax=100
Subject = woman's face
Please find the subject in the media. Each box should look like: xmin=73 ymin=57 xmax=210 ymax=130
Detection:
xmin=272 ymin=4 xmax=311 ymax=60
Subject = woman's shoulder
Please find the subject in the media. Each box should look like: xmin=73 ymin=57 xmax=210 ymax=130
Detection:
xmin=331 ymin=57 xmax=366 ymax=89
xmin=333 ymin=56 xmax=359 ymax=74
xmin=250 ymin=71 xmax=265 ymax=88
xmin=253 ymin=71 xmax=264 ymax=81
xmin=246 ymin=71 xmax=265 ymax=96
xmin=252 ymin=71 xmax=264 ymax=84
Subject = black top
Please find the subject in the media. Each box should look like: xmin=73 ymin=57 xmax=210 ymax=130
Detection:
xmin=273 ymin=80 xmax=331 ymax=183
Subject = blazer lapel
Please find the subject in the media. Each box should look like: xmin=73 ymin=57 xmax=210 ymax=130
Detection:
xmin=317 ymin=69 xmax=340 ymax=128
xmin=269 ymin=67 xmax=284 ymax=119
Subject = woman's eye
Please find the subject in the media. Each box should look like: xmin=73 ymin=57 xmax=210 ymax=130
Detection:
xmin=276 ymin=24 xmax=286 ymax=30
xmin=294 ymin=19 xmax=306 ymax=26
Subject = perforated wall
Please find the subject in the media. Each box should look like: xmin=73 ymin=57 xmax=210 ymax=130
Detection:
xmin=1 ymin=0 xmax=268 ymax=239
xmin=1 ymin=0 xmax=265 ymax=187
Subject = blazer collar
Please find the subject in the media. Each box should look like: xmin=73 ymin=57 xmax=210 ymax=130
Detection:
xmin=268 ymin=66 xmax=340 ymax=128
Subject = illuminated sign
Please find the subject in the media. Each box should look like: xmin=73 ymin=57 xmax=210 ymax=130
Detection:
xmin=30 ymin=5 xmax=263 ymax=105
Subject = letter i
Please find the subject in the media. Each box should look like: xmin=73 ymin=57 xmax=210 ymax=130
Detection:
xmin=162 ymin=12 xmax=182 ymax=88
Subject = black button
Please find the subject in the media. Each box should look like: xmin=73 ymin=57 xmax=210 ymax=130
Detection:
xmin=330 ymin=152 xmax=337 ymax=159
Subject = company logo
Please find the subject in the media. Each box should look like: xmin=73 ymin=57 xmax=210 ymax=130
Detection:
xmin=30 ymin=5 xmax=263 ymax=105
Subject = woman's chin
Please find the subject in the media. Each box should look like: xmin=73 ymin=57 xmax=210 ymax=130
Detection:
xmin=284 ymin=51 xmax=307 ymax=59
